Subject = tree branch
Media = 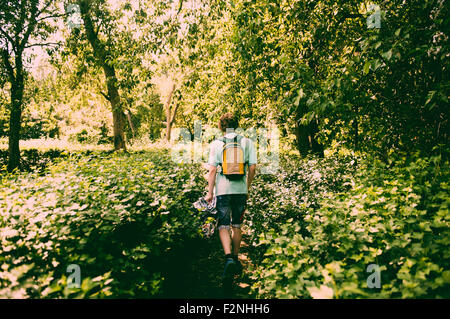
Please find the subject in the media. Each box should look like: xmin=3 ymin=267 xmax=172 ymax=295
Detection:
xmin=100 ymin=91 xmax=110 ymax=101
xmin=35 ymin=12 xmax=68 ymax=23
xmin=177 ymin=0 xmax=184 ymax=15
xmin=78 ymin=0 xmax=106 ymax=63
xmin=1 ymin=49 xmax=15 ymax=82
xmin=37 ymin=0 xmax=55 ymax=17
xmin=126 ymin=109 xmax=136 ymax=138
xmin=170 ymin=101 xmax=180 ymax=125
xmin=24 ymin=42 xmax=61 ymax=49
xmin=0 ymin=27 xmax=17 ymax=54
xmin=18 ymin=0 xmax=40 ymax=53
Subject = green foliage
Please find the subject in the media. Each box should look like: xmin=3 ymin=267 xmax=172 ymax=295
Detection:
xmin=249 ymin=155 xmax=449 ymax=298
xmin=246 ymin=153 xmax=356 ymax=250
xmin=0 ymin=0 xmax=448 ymax=300
xmin=1 ymin=145 xmax=448 ymax=299
xmin=180 ymin=0 xmax=448 ymax=157
xmin=0 ymin=149 xmax=206 ymax=298
xmin=14 ymin=60 xmax=165 ymax=144
xmin=0 ymin=149 xmax=69 ymax=174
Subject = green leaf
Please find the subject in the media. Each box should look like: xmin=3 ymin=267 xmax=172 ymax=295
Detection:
xmin=363 ymin=61 xmax=371 ymax=74
xmin=381 ymin=50 xmax=392 ymax=61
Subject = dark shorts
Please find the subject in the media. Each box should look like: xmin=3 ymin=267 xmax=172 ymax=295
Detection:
xmin=216 ymin=194 xmax=248 ymax=229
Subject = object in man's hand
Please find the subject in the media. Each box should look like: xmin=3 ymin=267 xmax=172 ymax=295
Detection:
xmin=193 ymin=196 xmax=218 ymax=239
xmin=193 ymin=196 xmax=217 ymax=215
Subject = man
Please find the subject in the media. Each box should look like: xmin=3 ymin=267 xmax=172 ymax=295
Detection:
xmin=205 ymin=112 xmax=257 ymax=280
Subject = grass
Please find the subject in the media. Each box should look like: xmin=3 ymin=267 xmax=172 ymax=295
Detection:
xmin=0 ymin=137 xmax=172 ymax=152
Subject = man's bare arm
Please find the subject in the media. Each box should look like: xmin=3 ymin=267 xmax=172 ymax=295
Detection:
xmin=247 ymin=164 xmax=256 ymax=192
xmin=205 ymin=165 xmax=217 ymax=202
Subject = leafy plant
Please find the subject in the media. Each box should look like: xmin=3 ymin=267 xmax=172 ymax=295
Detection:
xmin=249 ymin=155 xmax=449 ymax=298
xmin=0 ymin=149 xmax=206 ymax=298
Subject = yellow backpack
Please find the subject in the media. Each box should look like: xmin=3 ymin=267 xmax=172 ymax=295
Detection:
xmin=219 ymin=135 xmax=246 ymax=180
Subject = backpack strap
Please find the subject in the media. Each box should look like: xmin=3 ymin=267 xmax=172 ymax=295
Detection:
xmin=233 ymin=135 xmax=248 ymax=165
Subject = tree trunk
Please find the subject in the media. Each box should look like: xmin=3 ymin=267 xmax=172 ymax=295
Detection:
xmin=78 ymin=0 xmax=126 ymax=151
xmin=352 ymin=104 xmax=359 ymax=151
xmin=295 ymin=118 xmax=324 ymax=158
xmin=7 ymin=87 xmax=22 ymax=172
xmin=310 ymin=119 xmax=324 ymax=157
xmin=165 ymin=84 xmax=176 ymax=141
xmin=166 ymin=119 xmax=172 ymax=142
xmin=353 ymin=118 xmax=359 ymax=151
xmin=7 ymin=68 xmax=24 ymax=172
xmin=126 ymin=110 xmax=136 ymax=139
xmin=103 ymin=64 xmax=126 ymax=150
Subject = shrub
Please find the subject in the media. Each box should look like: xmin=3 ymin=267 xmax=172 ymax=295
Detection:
xmin=245 ymin=154 xmax=356 ymax=261
xmin=0 ymin=149 xmax=206 ymax=298
xmin=0 ymin=149 xmax=70 ymax=174
xmin=249 ymin=155 xmax=450 ymax=298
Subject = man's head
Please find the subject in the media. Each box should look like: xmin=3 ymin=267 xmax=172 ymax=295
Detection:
xmin=219 ymin=112 xmax=239 ymax=133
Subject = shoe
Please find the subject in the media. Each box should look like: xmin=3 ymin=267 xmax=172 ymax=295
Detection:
xmin=222 ymin=258 xmax=237 ymax=279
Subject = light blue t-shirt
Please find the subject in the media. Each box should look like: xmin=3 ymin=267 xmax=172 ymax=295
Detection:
xmin=208 ymin=132 xmax=257 ymax=196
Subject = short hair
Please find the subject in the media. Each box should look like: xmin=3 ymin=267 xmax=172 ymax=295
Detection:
xmin=219 ymin=112 xmax=239 ymax=132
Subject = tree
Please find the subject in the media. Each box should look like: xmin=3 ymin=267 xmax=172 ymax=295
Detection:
xmin=226 ymin=0 xmax=448 ymax=158
xmin=64 ymin=0 xmax=179 ymax=149
xmin=153 ymin=53 xmax=182 ymax=142
xmin=164 ymin=82 xmax=178 ymax=141
xmin=75 ymin=0 xmax=127 ymax=150
xmin=0 ymin=0 xmax=60 ymax=171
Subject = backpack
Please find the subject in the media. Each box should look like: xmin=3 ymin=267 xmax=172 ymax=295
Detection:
xmin=219 ymin=135 xmax=247 ymax=181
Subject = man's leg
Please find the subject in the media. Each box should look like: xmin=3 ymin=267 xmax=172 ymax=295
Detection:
xmin=230 ymin=194 xmax=247 ymax=274
xmin=219 ymin=227 xmax=232 ymax=255
xmin=216 ymin=195 xmax=237 ymax=279
xmin=217 ymin=195 xmax=232 ymax=255
xmin=231 ymin=227 xmax=242 ymax=255
xmin=219 ymin=226 xmax=237 ymax=279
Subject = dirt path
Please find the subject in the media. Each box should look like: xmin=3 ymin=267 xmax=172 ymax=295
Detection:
xmin=160 ymin=230 xmax=255 ymax=299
